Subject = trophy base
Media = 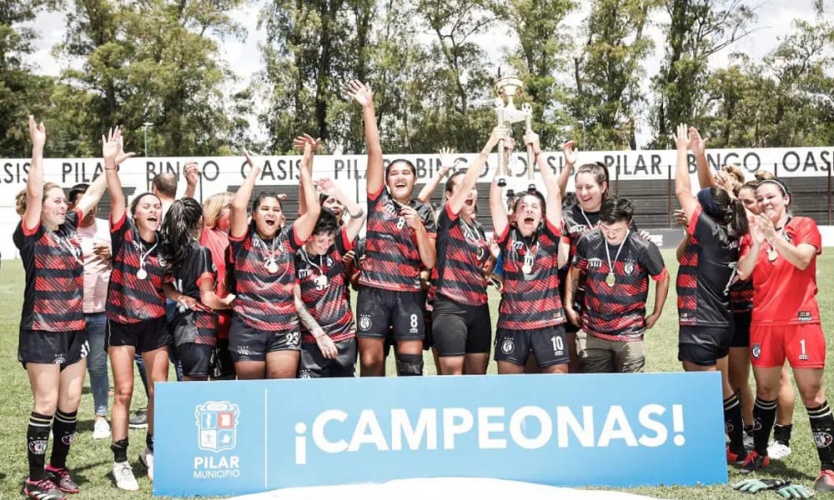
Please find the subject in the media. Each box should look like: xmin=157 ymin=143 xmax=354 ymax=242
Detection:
xmin=527 ymin=183 xmax=538 ymax=193
xmin=496 ymin=176 xmax=508 ymax=188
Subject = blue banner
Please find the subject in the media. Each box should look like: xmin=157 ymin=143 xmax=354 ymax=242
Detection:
xmin=155 ymin=373 xmax=727 ymax=497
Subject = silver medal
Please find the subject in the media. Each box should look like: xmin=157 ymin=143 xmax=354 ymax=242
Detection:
xmin=266 ymin=260 xmax=279 ymax=274
xmin=767 ymin=248 xmax=778 ymax=262
xmin=606 ymin=273 xmax=616 ymax=287
xmin=522 ymin=254 xmax=534 ymax=274
xmin=315 ymin=275 xmax=329 ymax=288
xmin=136 ymin=268 xmax=148 ymax=280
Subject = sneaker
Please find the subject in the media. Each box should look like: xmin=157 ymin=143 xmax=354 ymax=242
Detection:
xmin=739 ymin=450 xmax=770 ymax=474
xmin=112 ymin=461 xmax=139 ymax=491
xmin=767 ymin=440 xmax=792 ymax=460
xmin=140 ymin=447 xmax=154 ymax=482
xmin=814 ymin=470 xmax=834 ymax=491
xmin=92 ymin=418 xmax=110 ymax=440
xmin=128 ymin=409 xmax=148 ymax=429
xmin=726 ymin=446 xmax=748 ymax=465
xmin=24 ymin=477 xmax=66 ymax=500
xmin=45 ymin=466 xmax=79 ymax=494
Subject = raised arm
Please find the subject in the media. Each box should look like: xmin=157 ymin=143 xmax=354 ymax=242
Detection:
xmin=690 ymin=127 xmax=715 ymax=190
xmin=418 ymin=148 xmax=455 ymax=204
xmin=490 ymin=157 xmax=510 ymax=240
xmin=316 ymin=178 xmax=366 ymax=242
xmin=103 ymin=128 xmax=127 ymax=224
xmin=291 ymin=141 xmax=321 ymax=242
xmin=77 ymin=138 xmax=134 ymax=219
xmin=183 ymin=161 xmax=199 ymax=199
xmin=22 ymin=116 xmax=46 ymax=230
xmin=558 ymin=141 xmax=577 ymax=196
xmin=674 ymin=124 xmax=698 ymax=221
xmin=525 ymin=131 xmax=562 ymax=228
xmin=231 ymin=150 xmax=262 ymax=239
xmin=347 ymin=81 xmax=383 ymax=195
xmin=448 ymin=128 xmax=504 ymax=215
xmin=293 ymin=134 xmax=322 ymax=216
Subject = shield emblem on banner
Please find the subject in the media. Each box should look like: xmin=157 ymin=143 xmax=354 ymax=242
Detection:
xmin=195 ymin=401 xmax=239 ymax=453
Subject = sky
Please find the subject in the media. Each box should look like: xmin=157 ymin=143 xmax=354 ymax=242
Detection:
xmin=22 ymin=0 xmax=827 ymax=148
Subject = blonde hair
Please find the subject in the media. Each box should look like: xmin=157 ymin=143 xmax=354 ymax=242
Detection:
xmin=721 ymin=165 xmax=745 ymax=186
xmin=16 ymin=183 xmax=63 ymax=216
xmin=754 ymin=170 xmax=775 ymax=181
xmin=202 ymin=192 xmax=233 ymax=229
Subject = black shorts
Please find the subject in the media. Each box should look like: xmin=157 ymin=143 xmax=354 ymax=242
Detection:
xmin=107 ymin=316 xmax=170 ymax=354
xmin=494 ymin=325 xmax=569 ymax=368
xmin=211 ymin=339 xmax=236 ymax=380
xmin=229 ymin=315 xmax=301 ymax=363
xmin=298 ymin=338 xmax=357 ymax=378
xmin=356 ymin=287 xmax=425 ymax=341
xmin=678 ymin=325 xmax=733 ymax=366
xmin=423 ymin=295 xmax=433 ymax=351
xmin=176 ymin=343 xmax=213 ymax=378
xmin=431 ymin=296 xmax=491 ymax=357
xmin=19 ymin=329 xmax=89 ymax=370
xmin=731 ymin=312 xmax=752 ymax=348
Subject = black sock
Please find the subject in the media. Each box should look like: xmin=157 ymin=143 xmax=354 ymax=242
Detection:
xmin=773 ymin=423 xmax=793 ymax=445
xmin=49 ymin=410 xmax=77 ymax=470
xmin=27 ymin=412 xmax=53 ymax=481
xmin=744 ymin=424 xmax=754 ymax=435
xmin=146 ymin=433 xmax=154 ymax=453
xmin=808 ymin=401 xmax=834 ymax=471
xmin=111 ymin=438 xmax=129 ymax=463
xmin=753 ymin=398 xmax=778 ymax=456
xmin=724 ymin=394 xmax=744 ymax=453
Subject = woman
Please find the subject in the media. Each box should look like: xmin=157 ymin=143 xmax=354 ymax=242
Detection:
xmin=557 ymin=145 xmax=610 ymax=373
xmin=15 ymin=117 xmax=114 ymax=500
xmin=490 ymin=131 xmax=566 ymax=374
xmin=672 ymin=124 xmax=749 ymax=466
xmin=200 ymin=192 xmax=236 ymax=380
xmin=104 ymin=129 xmax=169 ymax=489
xmin=228 ymin=143 xmax=319 ymax=380
xmin=432 ymin=128 xmax=503 ymax=375
xmin=736 ymin=179 xmax=833 ymax=489
xmin=162 ymin=198 xmax=234 ymax=381
xmin=349 ymin=80 xmax=436 ymax=377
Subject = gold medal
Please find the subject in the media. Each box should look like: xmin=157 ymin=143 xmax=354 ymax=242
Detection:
xmin=606 ymin=272 xmax=616 ymax=287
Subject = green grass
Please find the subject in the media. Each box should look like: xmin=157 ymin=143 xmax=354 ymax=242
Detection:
xmin=1 ymin=249 xmax=833 ymax=499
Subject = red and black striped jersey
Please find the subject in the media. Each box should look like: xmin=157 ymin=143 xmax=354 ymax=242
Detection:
xmin=200 ymin=227 xmax=232 ymax=339
xmin=496 ymin=220 xmax=566 ymax=330
xmin=170 ymin=240 xmax=218 ymax=346
xmin=434 ymin=203 xmax=490 ymax=306
xmin=358 ymin=187 xmax=436 ymax=292
xmin=573 ymin=230 xmax=666 ymax=340
xmin=729 ymin=278 xmax=753 ymax=314
xmin=296 ymin=227 xmax=354 ymax=344
xmin=107 ymin=212 xmax=170 ymax=324
xmin=14 ymin=208 xmax=85 ymax=332
xmin=229 ymin=224 xmax=302 ymax=332
xmin=676 ymin=205 xmax=739 ymax=327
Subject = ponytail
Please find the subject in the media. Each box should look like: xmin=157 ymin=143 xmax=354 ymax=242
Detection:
xmin=729 ymin=199 xmax=749 ymax=237
xmin=162 ymin=198 xmax=203 ymax=269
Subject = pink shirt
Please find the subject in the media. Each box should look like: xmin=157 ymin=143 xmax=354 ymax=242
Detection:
xmin=77 ymin=218 xmax=112 ymax=313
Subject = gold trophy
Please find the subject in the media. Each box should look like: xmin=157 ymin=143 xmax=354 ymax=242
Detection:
xmin=494 ymin=73 xmax=536 ymax=192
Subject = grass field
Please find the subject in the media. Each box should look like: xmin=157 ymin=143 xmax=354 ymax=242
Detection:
xmin=1 ymin=248 xmax=833 ymax=499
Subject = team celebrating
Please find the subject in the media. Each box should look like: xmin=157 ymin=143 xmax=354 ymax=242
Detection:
xmin=13 ymin=82 xmax=831 ymax=498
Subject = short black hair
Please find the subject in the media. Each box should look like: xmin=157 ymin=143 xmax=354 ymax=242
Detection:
xmin=600 ymin=197 xmax=634 ymax=225
xmin=152 ymin=173 xmax=177 ymax=198
xmin=313 ymin=209 xmax=339 ymax=236
xmin=385 ymin=159 xmax=416 ymax=177
xmin=68 ymin=183 xmax=89 ymax=204
xmin=251 ymin=191 xmax=283 ymax=213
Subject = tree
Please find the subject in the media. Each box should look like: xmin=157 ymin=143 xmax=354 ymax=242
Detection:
xmin=651 ymin=0 xmax=755 ymax=148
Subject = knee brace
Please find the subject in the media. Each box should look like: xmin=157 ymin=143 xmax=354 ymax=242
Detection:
xmin=396 ymin=353 xmax=424 ymax=376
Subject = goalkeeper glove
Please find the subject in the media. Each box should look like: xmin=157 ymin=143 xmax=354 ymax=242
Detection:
xmin=775 ymin=483 xmax=814 ymax=499
xmin=732 ymin=478 xmax=789 ymax=494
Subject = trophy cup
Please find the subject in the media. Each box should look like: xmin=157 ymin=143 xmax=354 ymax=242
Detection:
xmin=494 ymin=74 xmax=536 ymax=192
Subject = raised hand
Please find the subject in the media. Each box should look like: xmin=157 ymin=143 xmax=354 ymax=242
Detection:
xmin=523 ymin=130 xmax=541 ymax=153
xmin=438 ymin=147 xmax=459 ymax=172
xmin=675 ymin=123 xmax=690 ymax=151
xmin=29 ymin=116 xmax=46 ymax=151
xmin=689 ymin=126 xmax=706 ymax=156
xmin=184 ymin=161 xmax=200 ymax=186
xmin=293 ymin=134 xmax=322 ymax=153
xmin=315 ymin=177 xmax=338 ymax=197
xmin=242 ymin=149 xmax=262 ymax=172
xmin=102 ymin=127 xmax=124 ymax=163
xmin=346 ymin=80 xmax=374 ymax=108
xmin=562 ymin=140 xmax=578 ymax=165
xmin=489 ymin=126 xmax=509 ymax=148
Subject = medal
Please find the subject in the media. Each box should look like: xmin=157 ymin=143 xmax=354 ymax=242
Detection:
xmin=604 ymin=229 xmax=630 ymax=289
xmin=315 ymin=275 xmax=329 ymax=288
xmin=135 ymin=236 xmax=158 ymax=280
xmin=767 ymin=248 xmax=778 ymax=262
xmin=266 ymin=260 xmax=279 ymax=274
xmin=136 ymin=268 xmax=148 ymax=280
xmin=606 ymin=273 xmax=616 ymax=287
xmin=522 ymin=253 xmax=534 ymax=274
xmin=522 ymin=264 xmax=532 ymax=274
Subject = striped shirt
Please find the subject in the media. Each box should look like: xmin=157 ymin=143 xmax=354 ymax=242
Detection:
xmin=434 ymin=203 xmax=490 ymax=306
